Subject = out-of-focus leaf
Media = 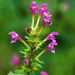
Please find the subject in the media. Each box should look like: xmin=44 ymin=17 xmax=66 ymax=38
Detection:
xmin=14 ymin=68 xmax=24 ymax=74
xmin=8 ymin=71 xmax=16 ymax=75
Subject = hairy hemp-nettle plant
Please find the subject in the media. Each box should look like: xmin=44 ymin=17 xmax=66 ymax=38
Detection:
xmin=8 ymin=1 xmax=59 ymax=75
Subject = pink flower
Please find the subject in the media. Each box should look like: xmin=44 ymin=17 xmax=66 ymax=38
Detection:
xmin=30 ymin=1 xmax=38 ymax=15
xmin=9 ymin=31 xmax=20 ymax=43
xmin=47 ymin=42 xmax=58 ymax=53
xmin=45 ymin=32 xmax=59 ymax=41
xmin=40 ymin=71 xmax=48 ymax=75
xmin=23 ymin=58 xmax=29 ymax=65
xmin=45 ymin=32 xmax=59 ymax=53
xmin=44 ymin=10 xmax=52 ymax=19
xmin=11 ymin=54 xmax=20 ymax=66
xmin=39 ymin=4 xmax=48 ymax=16
xmin=42 ymin=10 xmax=52 ymax=27
xmin=42 ymin=18 xmax=52 ymax=27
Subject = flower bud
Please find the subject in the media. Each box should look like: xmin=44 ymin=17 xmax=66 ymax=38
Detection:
xmin=40 ymin=71 xmax=48 ymax=75
xmin=11 ymin=54 xmax=20 ymax=66
xmin=23 ymin=58 xmax=29 ymax=65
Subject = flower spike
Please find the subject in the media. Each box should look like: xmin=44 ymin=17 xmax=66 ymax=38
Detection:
xmin=8 ymin=2 xmax=59 ymax=75
xmin=30 ymin=2 xmax=38 ymax=30
xmin=34 ymin=4 xmax=48 ymax=30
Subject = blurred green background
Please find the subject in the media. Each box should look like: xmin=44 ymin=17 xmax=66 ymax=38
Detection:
xmin=0 ymin=0 xmax=75 ymax=75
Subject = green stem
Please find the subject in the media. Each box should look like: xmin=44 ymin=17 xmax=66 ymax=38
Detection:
xmin=20 ymin=38 xmax=30 ymax=49
xmin=35 ymin=41 xmax=44 ymax=50
xmin=31 ymin=14 xmax=34 ymax=30
xmin=37 ymin=27 xmax=43 ymax=36
xmin=34 ymin=15 xmax=41 ymax=30
xmin=35 ymin=50 xmax=45 ymax=59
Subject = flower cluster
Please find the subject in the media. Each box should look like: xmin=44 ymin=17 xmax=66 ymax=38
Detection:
xmin=30 ymin=2 xmax=52 ymax=30
xmin=44 ymin=32 xmax=59 ymax=53
xmin=42 ymin=10 xmax=52 ymax=27
xmin=39 ymin=4 xmax=48 ymax=16
xmin=30 ymin=2 xmax=38 ymax=15
xmin=8 ymin=1 xmax=59 ymax=75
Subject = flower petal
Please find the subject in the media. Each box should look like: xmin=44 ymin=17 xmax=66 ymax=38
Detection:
xmin=9 ymin=31 xmax=20 ymax=43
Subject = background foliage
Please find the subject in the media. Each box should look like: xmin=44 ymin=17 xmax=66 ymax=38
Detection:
xmin=0 ymin=0 xmax=75 ymax=75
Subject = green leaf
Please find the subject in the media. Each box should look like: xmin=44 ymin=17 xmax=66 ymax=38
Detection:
xmin=25 ymin=36 xmax=30 ymax=40
xmin=8 ymin=71 xmax=16 ymax=75
xmin=35 ymin=58 xmax=44 ymax=64
xmin=36 ymin=63 xmax=42 ymax=68
xmin=14 ymin=68 xmax=24 ymax=74
xmin=24 ymin=48 xmax=30 ymax=51
xmin=32 ymin=62 xmax=43 ymax=69
xmin=33 ymin=67 xmax=39 ymax=71
xmin=20 ymin=51 xmax=26 ymax=54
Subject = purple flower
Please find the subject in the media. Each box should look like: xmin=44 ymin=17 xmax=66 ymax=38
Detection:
xmin=43 ymin=10 xmax=52 ymax=19
xmin=39 ymin=4 xmax=48 ymax=16
xmin=9 ymin=31 xmax=20 ymax=43
xmin=42 ymin=18 xmax=52 ymax=27
xmin=42 ymin=10 xmax=52 ymax=27
xmin=40 ymin=71 xmax=48 ymax=75
xmin=11 ymin=54 xmax=20 ymax=66
xmin=45 ymin=32 xmax=59 ymax=41
xmin=30 ymin=2 xmax=38 ymax=15
xmin=50 ymin=32 xmax=59 ymax=36
xmin=40 ymin=4 xmax=48 ymax=9
xmin=47 ymin=42 xmax=58 ymax=53
xmin=23 ymin=58 xmax=29 ymax=65
xmin=44 ymin=32 xmax=59 ymax=53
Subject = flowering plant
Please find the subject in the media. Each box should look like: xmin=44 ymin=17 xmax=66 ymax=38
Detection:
xmin=8 ymin=1 xmax=59 ymax=75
